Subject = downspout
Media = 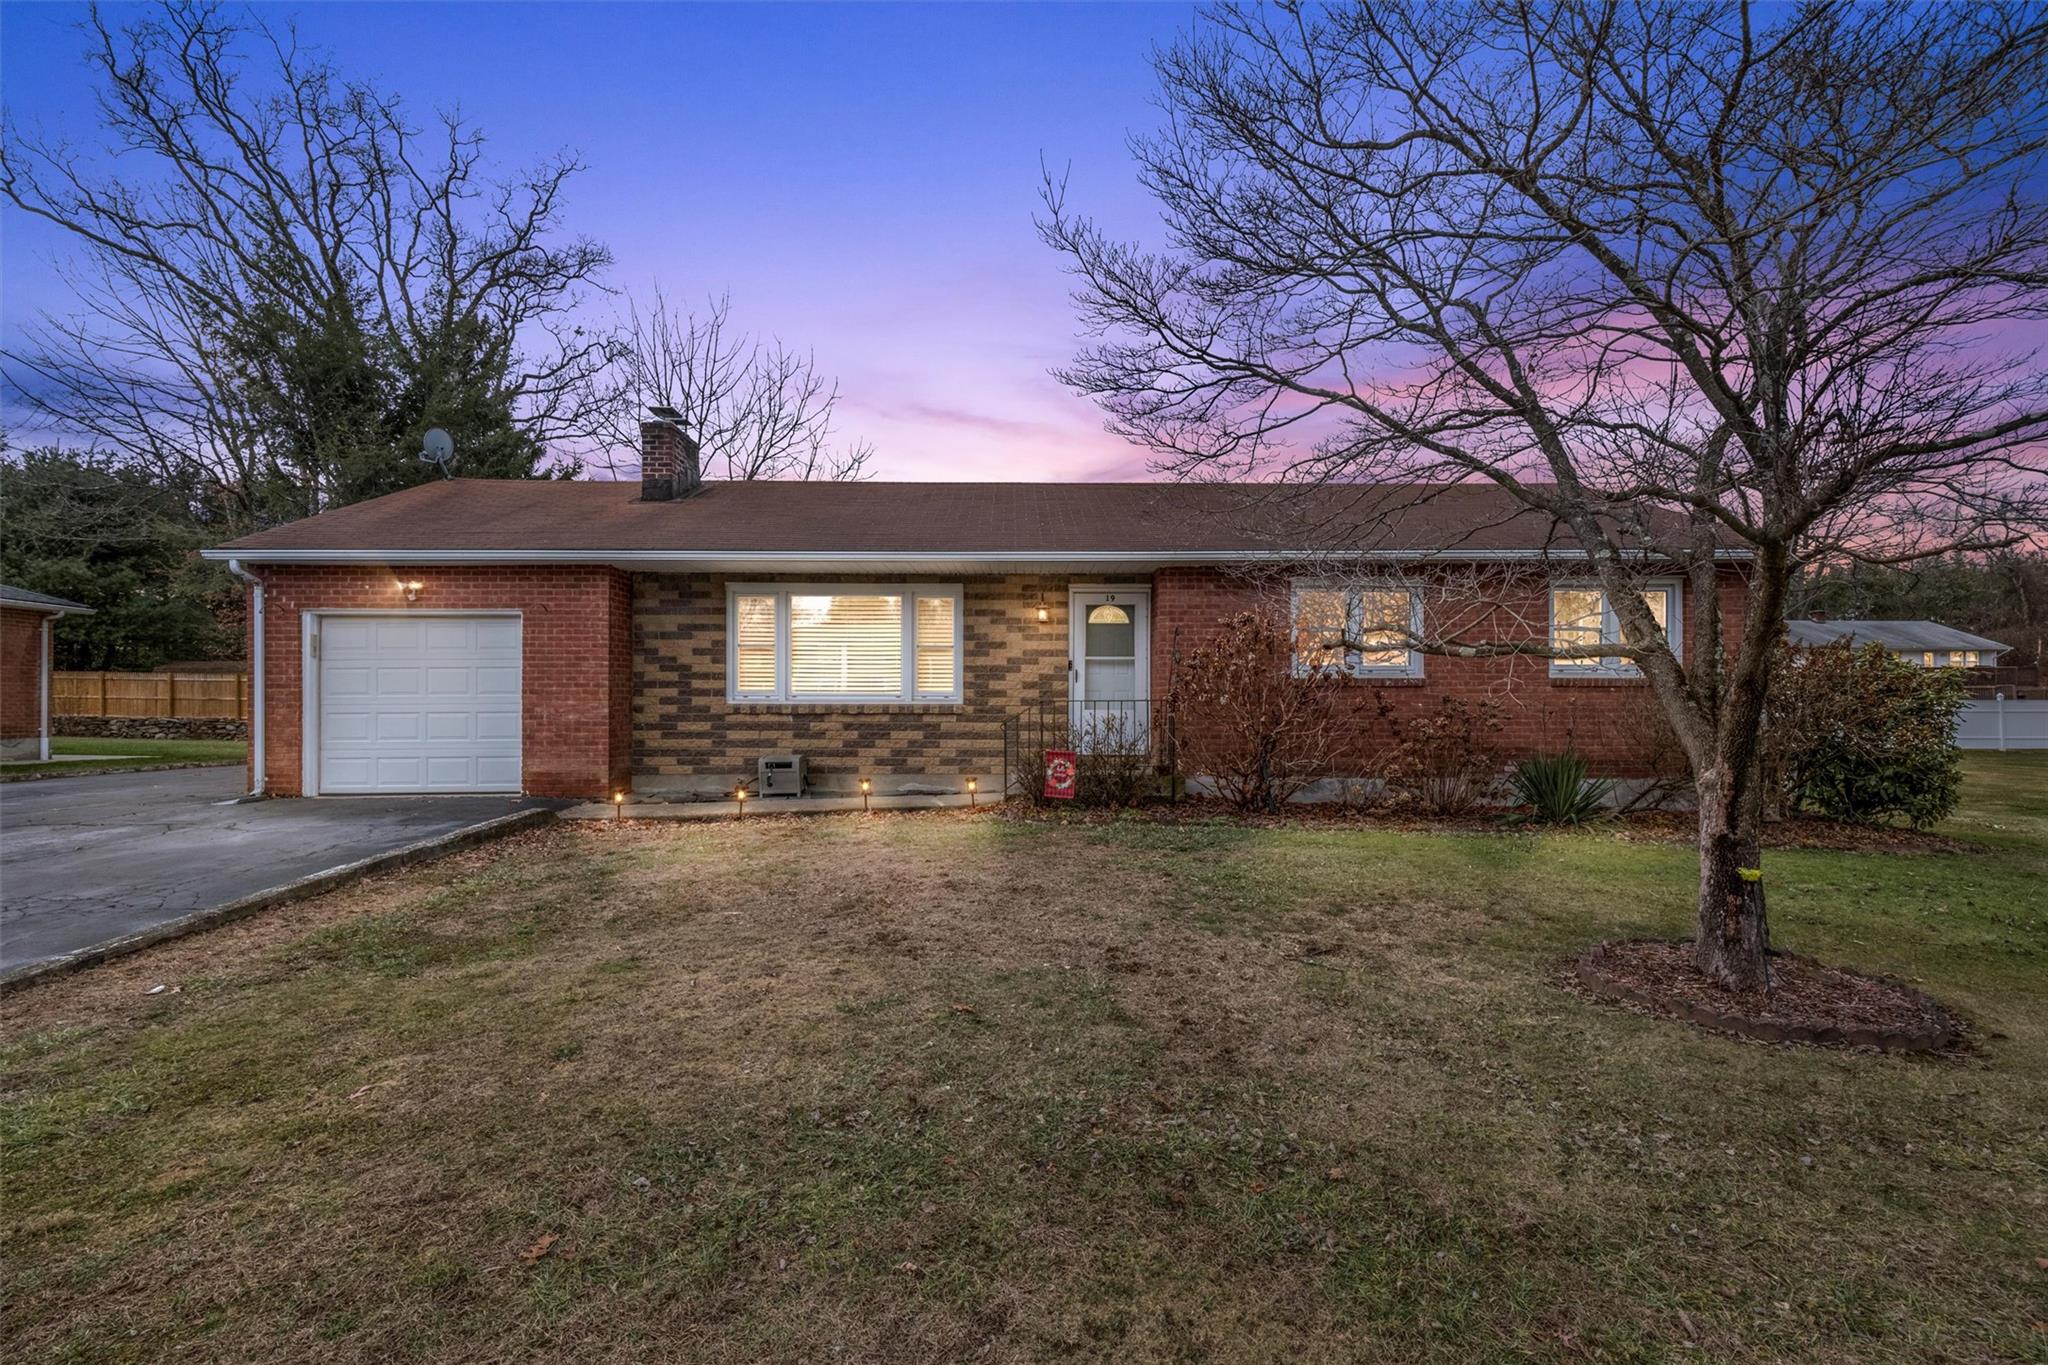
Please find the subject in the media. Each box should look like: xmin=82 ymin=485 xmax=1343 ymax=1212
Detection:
xmin=39 ymin=615 xmax=53 ymax=762
xmin=226 ymin=559 xmax=265 ymax=796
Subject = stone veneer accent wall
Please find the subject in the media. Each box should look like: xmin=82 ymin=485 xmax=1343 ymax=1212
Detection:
xmin=632 ymin=573 xmax=1072 ymax=792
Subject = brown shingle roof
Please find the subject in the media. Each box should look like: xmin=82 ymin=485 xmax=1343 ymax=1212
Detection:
xmin=210 ymin=478 xmax=1717 ymax=560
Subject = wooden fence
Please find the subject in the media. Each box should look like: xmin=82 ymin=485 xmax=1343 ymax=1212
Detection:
xmin=53 ymin=672 xmax=251 ymax=720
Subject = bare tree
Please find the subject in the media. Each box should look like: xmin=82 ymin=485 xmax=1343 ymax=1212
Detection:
xmin=1 ymin=1 xmax=615 ymax=523
xmin=590 ymin=290 xmax=874 ymax=482
xmin=1043 ymin=0 xmax=2048 ymax=990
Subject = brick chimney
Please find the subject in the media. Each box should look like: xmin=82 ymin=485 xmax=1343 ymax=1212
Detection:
xmin=639 ymin=411 xmax=702 ymax=501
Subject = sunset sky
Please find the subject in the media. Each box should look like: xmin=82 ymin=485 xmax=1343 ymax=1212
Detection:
xmin=0 ymin=2 xmax=1200 ymax=481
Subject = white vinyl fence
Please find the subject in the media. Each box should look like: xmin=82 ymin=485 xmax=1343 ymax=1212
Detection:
xmin=1956 ymin=696 xmax=2048 ymax=751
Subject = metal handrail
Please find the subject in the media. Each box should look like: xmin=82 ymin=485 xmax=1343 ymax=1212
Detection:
xmin=1000 ymin=696 xmax=1178 ymax=799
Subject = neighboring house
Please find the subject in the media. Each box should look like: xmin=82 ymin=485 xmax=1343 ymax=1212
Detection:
xmin=203 ymin=419 xmax=1752 ymax=799
xmin=0 ymin=585 xmax=94 ymax=762
xmin=1785 ymin=617 xmax=2010 ymax=670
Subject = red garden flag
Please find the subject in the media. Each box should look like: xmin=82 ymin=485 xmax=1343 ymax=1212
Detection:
xmin=1043 ymin=749 xmax=1078 ymax=800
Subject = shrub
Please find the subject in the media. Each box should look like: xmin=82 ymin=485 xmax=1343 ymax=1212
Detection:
xmin=1167 ymin=611 xmax=1349 ymax=813
xmin=1509 ymin=752 xmax=1614 ymax=824
xmin=1074 ymin=711 xmax=1158 ymax=808
xmin=1610 ymin=687 xmax=1693 ymax=811
xmin=1384 ymin=696 xmax=1504 ymax=815
xmin=1010 ymin=711 xmax=1161 ymax=809
xmin=1765 ymin=642 xmax=1966 ymax=828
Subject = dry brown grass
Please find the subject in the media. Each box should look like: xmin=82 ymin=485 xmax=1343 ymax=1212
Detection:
xmin=4 ymin=784 xmax=2045 ymax=1363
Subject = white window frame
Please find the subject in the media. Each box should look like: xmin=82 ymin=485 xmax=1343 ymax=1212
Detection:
xmin=1548 ymin=579 xmax=1682 ymax=677
xmin=1289 ymin=581 xmax=1424 ymax=679
xmin=725 ymin=582 xmax=964 ymax=705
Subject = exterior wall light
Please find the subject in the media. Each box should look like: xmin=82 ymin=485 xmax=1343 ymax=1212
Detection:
xmin=398 ymin=579 xmax=424 ymax=603
xmin=1035 ymin=596 xmax=1051 ymax=624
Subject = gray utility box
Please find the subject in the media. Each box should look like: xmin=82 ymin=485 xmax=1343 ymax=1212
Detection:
xmin=757 ymin=755 xmax=806 ymax=797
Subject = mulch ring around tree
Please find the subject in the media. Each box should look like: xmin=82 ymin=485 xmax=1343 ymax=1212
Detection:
xmin=1574 ymin=939 xmax=1965 ymax=1053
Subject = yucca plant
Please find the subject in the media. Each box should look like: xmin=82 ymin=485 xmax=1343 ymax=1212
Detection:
xmin=1509 ymin=752 xmax=1614 ymax=825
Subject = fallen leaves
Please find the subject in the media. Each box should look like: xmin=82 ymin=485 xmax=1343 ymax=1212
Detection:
xmin=518 ymin=1232 xmax=558 ymax=1266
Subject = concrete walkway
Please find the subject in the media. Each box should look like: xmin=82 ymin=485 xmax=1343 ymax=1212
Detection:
xmin=0 ymin=767 xmax=556 ymax=975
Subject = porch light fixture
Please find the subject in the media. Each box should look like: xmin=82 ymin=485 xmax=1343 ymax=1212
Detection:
xmin=397 ymin=579 xmax=424 ymax=603
xmin=1035 ymin=595 xmax=1050 ymax=624
xmin=859 ymin=777 xmax=872 ymax=813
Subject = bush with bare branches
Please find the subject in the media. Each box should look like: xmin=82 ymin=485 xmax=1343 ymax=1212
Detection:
xmin=1383 ymin=698 xmax=1505 ymax=816
xmin=1007 ymin=710 xmax=1161 ymax=810
xmin=1167 ymin=612 xmax=1348 ymax=813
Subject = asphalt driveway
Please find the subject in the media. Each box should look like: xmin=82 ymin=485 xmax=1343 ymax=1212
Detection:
xmin=0 ymin=766 xmax=555 ymax=976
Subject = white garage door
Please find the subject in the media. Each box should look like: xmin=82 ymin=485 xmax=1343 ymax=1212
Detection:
xmin=315 ymin=614 xmax=522 ymax=794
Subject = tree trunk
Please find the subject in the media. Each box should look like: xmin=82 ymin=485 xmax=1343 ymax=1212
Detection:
xmin=1692 ymin=756 xmax=1772 ymax=992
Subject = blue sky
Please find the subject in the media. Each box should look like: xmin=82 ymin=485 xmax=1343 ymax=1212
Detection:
xmin=0 ymin=2 xmax=1200 ymax=480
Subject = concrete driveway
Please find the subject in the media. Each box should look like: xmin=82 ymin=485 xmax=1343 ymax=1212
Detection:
xmin=0 ymin=766 xmax=556 ymax=976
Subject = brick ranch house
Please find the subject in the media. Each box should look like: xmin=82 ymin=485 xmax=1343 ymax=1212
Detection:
xmin=0 ymin=584 xmax=94 ymax=763
xmin=204 ymin=419 xmax=1750 ymax=800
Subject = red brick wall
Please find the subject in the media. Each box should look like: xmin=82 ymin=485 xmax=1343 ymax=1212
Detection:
xmin=247 ymin=566 xmax=633 ymax=798
xmin=1 ymin=607 xmax=47 ymax=743
xmin=1153 ymin=565 xmax=1750 ymax=777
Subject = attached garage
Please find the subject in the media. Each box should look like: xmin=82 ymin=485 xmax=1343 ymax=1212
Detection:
xmin=308 ymin=613 xmax=522 ymax=794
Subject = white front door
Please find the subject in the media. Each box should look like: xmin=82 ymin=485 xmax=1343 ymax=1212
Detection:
xmin=313 ymin=614 xmax=522 ymax=794
xmin=1069 ymin=587 xmax=1149 ymax=750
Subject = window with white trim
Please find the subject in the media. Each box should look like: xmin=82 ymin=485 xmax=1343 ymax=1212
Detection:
xmin=727 ymin=584 xmax=963 ymax=703
xmin=1549 ymin=581 xmax=1681 ymax=676
xmin=1290 ymin=582 xmax=1423 ymax=677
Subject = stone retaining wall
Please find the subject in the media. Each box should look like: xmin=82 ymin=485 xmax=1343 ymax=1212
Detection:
xmin=55 ymin=715 xmax=248 ymax=742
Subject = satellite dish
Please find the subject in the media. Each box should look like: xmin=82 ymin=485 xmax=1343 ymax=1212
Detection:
xmin=418 ymin=428 xmax=456 ymax=478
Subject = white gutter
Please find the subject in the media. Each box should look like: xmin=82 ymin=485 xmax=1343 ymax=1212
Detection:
xmin=225 ymin=559 xmax=265 ymax=796
xmin=39 ymin=615 xmax=53 ymax=762
xmin=200 ymin=546 xmax=1757 ymax=566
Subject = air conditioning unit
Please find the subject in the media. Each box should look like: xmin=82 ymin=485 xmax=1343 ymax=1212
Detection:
xmin=757 ymin=754 xmax=806 ymax=797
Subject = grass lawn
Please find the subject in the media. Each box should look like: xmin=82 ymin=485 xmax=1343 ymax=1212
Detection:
xmin=3 ymin=755 xmax=2043 ymax=1363
xmin=0 ymin=737 xmax=246 ymax=780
